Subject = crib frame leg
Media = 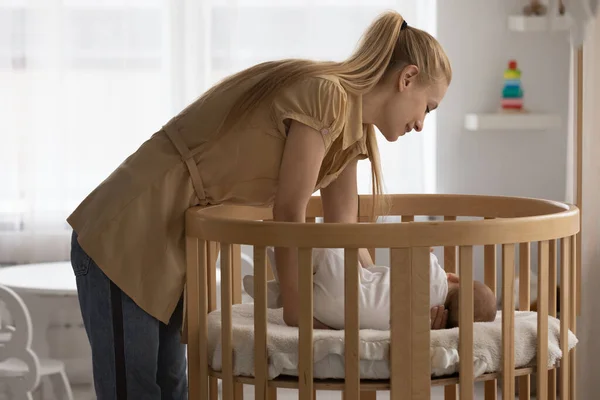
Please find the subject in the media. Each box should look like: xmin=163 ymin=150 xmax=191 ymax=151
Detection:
xmin=341 ymin=390 xmax=376 ymax=400
xmin=361 ymin=391 xmax=376 ymax=400
xmin=234 ymin=382 xmax=243 ymax=399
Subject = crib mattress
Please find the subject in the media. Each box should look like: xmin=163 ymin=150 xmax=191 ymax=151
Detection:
xmin=206 ymin=304 xmax=577 ymax=380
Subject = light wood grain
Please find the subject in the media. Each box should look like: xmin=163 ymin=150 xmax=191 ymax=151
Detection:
xmin=548 ymin=240 xmax=557 ymax=400
xmin=518 ymin=242 xmax=531 ymax=400
xmin=560 ymin=238 xmax=570 ymax=400
xmin=220 ymin=243 xmax=234 ymax=400
xmin=484 ymin=222 xmax=498 ymax=400
xmin=537 ymin=241 xmax=549 ymax=400
xmin=298 ymin=248 xmax=314 ymax=400
xmin=390 ymin=248 xmax=411 ymax=399
xmin=254 ymin=246 xmax=269 ymax=400
xmin=570 ymin=235 xmax=577 ymax=400
xmin=502 ymin=244 xmax=516 ymax=400
xmin=183 ymin=194 xmax=580 ymax=399
xmin=207 ymin=241 xmax=219 ymax=399
xmin=576 ymin=47 xmax=583 ymax=317
xmin=459 ymin=246 xmax=474 ymax=400
xmin=344 ymin=248 xmax=360 ymax=400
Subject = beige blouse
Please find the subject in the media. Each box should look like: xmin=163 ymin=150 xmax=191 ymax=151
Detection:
xmin=67 ymin=74 xmax=370 ymax=324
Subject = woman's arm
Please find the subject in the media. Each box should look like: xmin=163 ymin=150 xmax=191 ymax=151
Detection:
xmin=320 ymin=159 xmax=374 ymax=268
xmin=273 ymin=120 xmax=330 ymax=328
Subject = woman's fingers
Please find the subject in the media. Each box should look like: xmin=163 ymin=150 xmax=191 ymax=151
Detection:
xmin=430 ymin=305 xmax=448 ymax=329
xmin=441 ymin=309 xmax=448 ymax=329
xmin=431 ymin=307 xmax=439 ymax=329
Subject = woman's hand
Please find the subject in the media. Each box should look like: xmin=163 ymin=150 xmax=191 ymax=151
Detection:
xmin=430 ymin=305 xmax=448 ymax=329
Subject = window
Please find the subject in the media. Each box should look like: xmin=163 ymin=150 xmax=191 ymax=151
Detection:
xmin=0 ymin=0 xmax=437 ymax=263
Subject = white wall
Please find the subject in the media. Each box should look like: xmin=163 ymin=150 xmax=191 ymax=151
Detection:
xmin=436 ymin=0 xmax=572 ymax=286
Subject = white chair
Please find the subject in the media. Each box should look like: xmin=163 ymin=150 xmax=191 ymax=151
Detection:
xmin=0 ymin=284 xmax=74 ymax=400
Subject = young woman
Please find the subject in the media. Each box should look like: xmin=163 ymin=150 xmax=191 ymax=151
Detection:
xmin=68 ymin=10 xmax=451 ymax=399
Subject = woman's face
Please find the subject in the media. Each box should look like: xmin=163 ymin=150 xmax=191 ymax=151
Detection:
xmin=376 ymin=65 xmax=448 ymax=142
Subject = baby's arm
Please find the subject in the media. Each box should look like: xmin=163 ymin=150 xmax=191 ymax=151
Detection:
xmin=359 ymin=248 xmax=375 ymax=268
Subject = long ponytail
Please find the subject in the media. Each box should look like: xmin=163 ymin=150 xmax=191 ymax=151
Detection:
xmin=196 ymin=11 xmax=451 ymax=220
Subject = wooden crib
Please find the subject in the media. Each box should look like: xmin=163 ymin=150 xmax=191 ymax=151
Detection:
xmin=184 ymin=193 xmax=580 ymax=400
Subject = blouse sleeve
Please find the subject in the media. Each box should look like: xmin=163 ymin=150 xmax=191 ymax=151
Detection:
xmin=271 ymin=76 xmax=348 ymax=151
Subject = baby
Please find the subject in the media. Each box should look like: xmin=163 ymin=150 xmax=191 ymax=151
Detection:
xmin=243 ymin=248 xmax=496 ymax=330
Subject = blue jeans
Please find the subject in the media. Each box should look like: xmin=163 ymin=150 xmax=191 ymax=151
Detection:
xmin=70 ymin=231 xmax=187 ymax=399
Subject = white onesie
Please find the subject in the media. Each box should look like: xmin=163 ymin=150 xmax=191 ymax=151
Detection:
xmin=243 ymin=248 xmax=448 ymax=330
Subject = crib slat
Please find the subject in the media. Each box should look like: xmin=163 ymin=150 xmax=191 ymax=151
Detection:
xmin=268 ymin=387 xmax=277 ymax=399
xmin=390 ymin=247 xmax=430 ymax=400
xmin=298 ymin=248 xmax=314 ymax=400
xmin=501 ymin=244 xmax=516 ymax=400
xmin=459 ymin=246 xmax=474 ymax=400
xmin=560 ymin=238 xmax=571 ymax=400
xmin=483 ymin=251 xmax=497 ymax=296
xmin=208 ymin=241 xmax=220 ymax=399
xmin=518 ymin=243 xmax=531 ymax=311
xmin=548 ymin=240 xmax=558 ymax=400
xmin=518 ymin=242 xmax=531 ymax=400
xmin=220 ymin=243 xmax=234 ymax=400
xmin=232 ymin=245 xmax=245 ymax=399
xmin=537 ymin=241 xmax=549 ymax=400
xmin=254 ymin=246 xmax=269 ymax=400
xmin=412 ymin=247 xmax=431 ymax=399
xmin=548 ymin=241 xmax=557 ymax=318
xmin=569 ymin=234 xmax=577 ymax=400
xmin=344 ymin=248 xmax=360 ymax=400
xmin=232 ymin=244 xmax=242 ymax=305
xmin=186 ymin=237 xmax=204 ymax=399
xmin=483 ymin=222 xmax=497 ymax=400
xmin=443 ymin=217 xmax=459 ymax=400
xmin=235 ymin=383 xmax=243 ymax=400
xmin=208 ymin=241 xmax=219 ymax=312
xmin=443 ymin=217 xmax=457 ymax=275
xmin=484 ymin=239 xmax=497 ymax=296
xmin=389 ymin=247 xmax=411 ymax=398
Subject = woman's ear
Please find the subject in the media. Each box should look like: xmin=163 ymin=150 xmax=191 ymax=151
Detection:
xmin=398 ymin=64 xmax=420 ymax=91
xmin=447 ymin=272 xmax=459 ymax=283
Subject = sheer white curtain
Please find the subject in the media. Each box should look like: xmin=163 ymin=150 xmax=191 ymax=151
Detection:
xmin=0 ymin=0 xmax=437 ymax=264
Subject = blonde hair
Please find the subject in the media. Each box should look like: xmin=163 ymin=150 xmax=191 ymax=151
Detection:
xmin=198 ymin=11 xmax=452 ymax=219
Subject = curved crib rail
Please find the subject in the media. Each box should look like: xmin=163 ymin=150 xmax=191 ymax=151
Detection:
xmin=185 ymin=194 xmax=580 ymax=400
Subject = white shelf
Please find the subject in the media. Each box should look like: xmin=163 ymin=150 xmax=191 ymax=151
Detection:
xmin=508 ymin=15 xmax=571 ymax=31
xmin=465 ymin=113 xmax=561 ymax=131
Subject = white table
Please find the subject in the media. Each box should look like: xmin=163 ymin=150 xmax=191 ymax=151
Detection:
xmin=0 ymin=262 xmax=93 ymax=386
xmin=0 ymin=262 xmax=77 ymax=296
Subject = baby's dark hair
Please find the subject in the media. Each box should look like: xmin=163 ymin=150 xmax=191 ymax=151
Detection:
xmin=445 ymin=281 xmax=497 ymax=328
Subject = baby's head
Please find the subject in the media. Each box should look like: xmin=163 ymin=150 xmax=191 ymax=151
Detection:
xmin=444 ymin=274 xmax=497 ymax=328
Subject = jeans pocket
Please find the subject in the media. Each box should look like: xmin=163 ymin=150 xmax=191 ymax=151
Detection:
xmin=70 ymin=231 xmax=91 ymax=277
xmin=72 ymin=257 xmax=91 ymax=277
